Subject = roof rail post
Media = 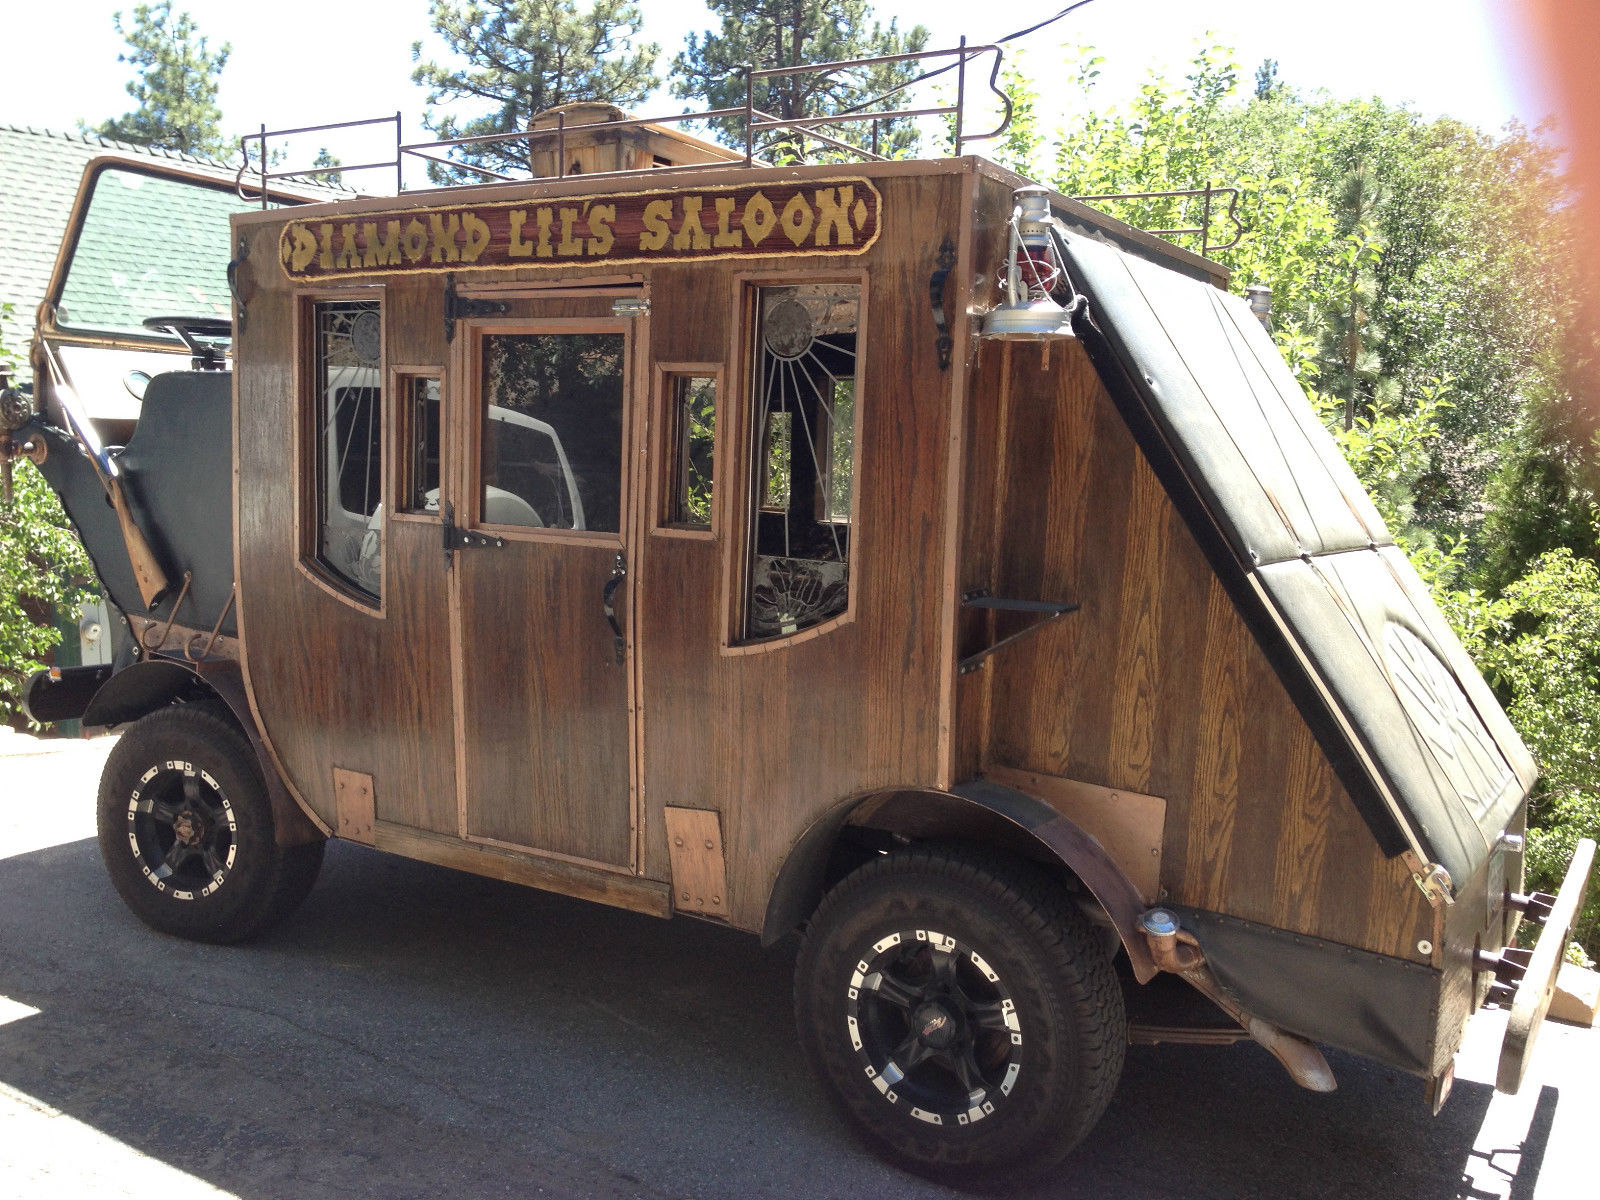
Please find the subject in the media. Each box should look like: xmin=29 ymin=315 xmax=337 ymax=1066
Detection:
xmin=258 ymin=123 xmax=268 ymax=210
xmin=954 ymin=36 xmax=968 ymax=157
xmin=557 ymin=111 xmax=566 ymax=179
xmin=394 ymin=111 xmax=403 ymax=194
xmin=743 ymin=65 xmax=754 ymax=166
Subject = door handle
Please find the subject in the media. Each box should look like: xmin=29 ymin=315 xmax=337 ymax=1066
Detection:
xmin=601 ymin=552 xmax=627 ymax=664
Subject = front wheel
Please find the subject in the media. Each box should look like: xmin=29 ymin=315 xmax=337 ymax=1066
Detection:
xmin=96 ymin=704 xmax=324 ymax=943
xmin=795 ymin=846 xmax=1125 ymax=1184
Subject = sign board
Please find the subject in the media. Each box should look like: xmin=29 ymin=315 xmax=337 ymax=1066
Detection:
xmin=278 ymin=179 xmax=882 ymax=281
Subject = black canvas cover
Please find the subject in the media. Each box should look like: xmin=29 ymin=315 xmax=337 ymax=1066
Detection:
xmin=1059 ymin=227 xmax=1536 ymax=892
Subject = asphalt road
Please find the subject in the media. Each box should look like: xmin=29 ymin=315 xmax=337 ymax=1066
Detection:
xmin=1 ymin=729 xmax=1596 ymax=1199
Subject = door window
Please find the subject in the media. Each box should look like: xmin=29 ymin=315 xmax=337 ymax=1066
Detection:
xmin=479 ymin=332 xmax=625 ymax=533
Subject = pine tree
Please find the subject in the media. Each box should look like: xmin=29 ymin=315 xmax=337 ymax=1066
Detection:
xmin=672 ymin=1 xmax=930 ymax=161
xmin=93 ymin=3 xmax=231 ymax=159
xmin=411 ymin=0 xmax=659 ymax=181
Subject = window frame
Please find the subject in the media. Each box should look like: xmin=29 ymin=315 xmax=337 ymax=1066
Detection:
xmin=390 ymin=367 xmax=445 ymax=526
xmin=463 ymin=316 xmax=632 ymax=549
xmin=295 ymin=287 xmax=388 ymax=616
xmin=653 ymin=363 xmax=723 ymax=539
xmin=722 ymin=270 xmax=869 ymax=654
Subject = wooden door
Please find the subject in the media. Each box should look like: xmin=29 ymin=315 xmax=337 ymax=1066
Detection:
xmin=452 ymin=299 xmax=640 ymax=869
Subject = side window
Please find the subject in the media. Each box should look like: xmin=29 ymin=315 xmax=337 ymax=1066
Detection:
xmin=743 ymin=284 xmax=860 ymax=640
xmin=399 ymin=375 xmax=442 ymax=513
xmin=480 ymin=331 xmax=625 ymax=533
xmin=310 ymin=298 xmax=383 ymax=599
xmin=663 ymin=373 xmax=717 ymax=529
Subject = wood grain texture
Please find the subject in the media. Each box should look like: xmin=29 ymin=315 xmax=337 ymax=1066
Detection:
xmin=664 ymin=806 xmax=729 ymax=918
xmin=955 ymin=174 xmax=1431 ymax=961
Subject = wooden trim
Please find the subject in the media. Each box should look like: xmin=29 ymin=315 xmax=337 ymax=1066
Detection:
xmin=664 ymin=807 xmax=729 ymax=918
xmin=375 ymin=821 xmax=672 ymax=917
xmin=935 ymin=170 xmax=982 ymax=788
xmin=447 ymin=326 xmax=471 ymax=839
xmin=454 ymin=277 xmax=646 ymax=299
xmin=462 ymin=833 xmax=640 ymax=876
xmin=294 ymin=558 xmax=388 ymax=617
xmin=626 ymin=294 xmax=651 ymax=875
xmin=719 ymin=268 xmax=869 ymax=653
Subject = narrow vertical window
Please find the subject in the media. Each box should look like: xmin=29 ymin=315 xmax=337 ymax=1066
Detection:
xmin=664 ymin=374 xmax=717 ymax=528
xmin=399 ymin=376 xmax=442 ymax=513
xmin=311 ymin=299 xmax=383 ymax=598
xmin=744 ymin=284 xmax=860 ymax=640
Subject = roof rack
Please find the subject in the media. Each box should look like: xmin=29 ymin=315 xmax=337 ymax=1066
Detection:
xmin=238 ymin=38 xmax=1013 ymax=207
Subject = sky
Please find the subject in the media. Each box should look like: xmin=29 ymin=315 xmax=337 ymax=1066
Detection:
xmin=0 ymin=1 xmax=1558 ymax=184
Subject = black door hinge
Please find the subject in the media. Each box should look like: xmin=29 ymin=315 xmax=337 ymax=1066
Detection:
xmin=444 ymin=276 xmax=510 ymax=342
xmin=442 ymin=501 xmax=506 ymax=569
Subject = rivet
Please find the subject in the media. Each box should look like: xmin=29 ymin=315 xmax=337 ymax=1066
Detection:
xmin=1418 ymin=939 xmax=1434 ymax=956
xmin=673 ymin=836 xmax=683 ymax=846
xmin=711 ymin=895 xmax=721 ymax=905
xmin=704 ymin=839 xmax=714 ymax=850
xmin=680 ymin=891 xmax=690 ymax=901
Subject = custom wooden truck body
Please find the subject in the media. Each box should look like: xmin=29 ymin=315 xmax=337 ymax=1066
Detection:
xmin=7 ymin=85 xmax=1594 ymax=1181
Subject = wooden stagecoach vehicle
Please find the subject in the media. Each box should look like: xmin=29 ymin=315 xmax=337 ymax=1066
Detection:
xmin=4 ymin=45 xmax=1594 ymax=1184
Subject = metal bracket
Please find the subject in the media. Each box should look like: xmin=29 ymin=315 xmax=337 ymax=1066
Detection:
xmin=957 ymin=589 xmax=1080 ymax=674
xmin=929 ymin=236 xmax=957 ymax=371
xmin=226 ymin=234 xmax=249 ymax=334
xmin=444 ymin=276 xmax=510 ymax=342
xmin=441 ymin=501 xmax=505 ymax=569
xmin=1410 ymin=860 xmax=1456 ymax=908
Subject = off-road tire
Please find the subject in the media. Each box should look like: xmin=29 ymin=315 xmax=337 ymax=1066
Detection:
xmin=96 ymin=703 xmax=324 ymax=943
xmin=795 ymin=845 xmax=1125 ymax=1185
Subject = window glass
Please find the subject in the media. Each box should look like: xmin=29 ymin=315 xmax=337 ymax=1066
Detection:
xmin=666 ymin=374 xmax=716 ymax=528
xmin=744 ymin=284 xmax=859 ymax=640
xmin=312 ymin=300 xmax=384 ymax=598
xmin=57 ymin=167 xmax=273 ymax=337
xmin=480 ymin=332 xmax=624 ymax=532
xmin=402 ymin=376 xmax=442 ymax=512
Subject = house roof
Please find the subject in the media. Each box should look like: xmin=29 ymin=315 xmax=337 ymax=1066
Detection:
xmin=0 ymin=124 xmax=240 ymax=376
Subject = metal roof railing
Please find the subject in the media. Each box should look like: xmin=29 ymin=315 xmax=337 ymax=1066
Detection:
xmin=238 ymin=38 xmax=1014 ymax=207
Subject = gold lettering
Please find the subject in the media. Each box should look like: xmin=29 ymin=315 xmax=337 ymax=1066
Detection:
xmin=813 ymin=186 xmax=853 ymax=247
xmin=428 ymin=213 xmax=462 ymax=263
xmin=586 ymin=204 xmax=616 ymax=255
xmin=362 ymin=221 xmax=401 ymax=267
xmin=557 ymin=207 xmax=583 ymax=256
xmin=401 ymin=218 xmax=429 ymax=263
xmin=289 ymin=225 xmax=318 ymax=273
xmin=535 ymin=208 xmax=554 ymax=258
xmin=713 ymin=197 xmax=742 ymax=248
xmin=672 ymin=196 xmax=711 ymax=251
xmin=460 ymin=212 xmax=491 ymax=262
xmin=508 ymin=210 xmax=534 ymax=258
xmin=317 ymin=223 xmax=335 ymax=269
xmin=779 ymin=193 xmax=814 ymax=247
xmin=741 ymin=192 xmax=776 ymax=246
xmin=335 ymin=223 xmax=362 ymax=270
xmin=639 ymin=198 xmax=673 ymax=251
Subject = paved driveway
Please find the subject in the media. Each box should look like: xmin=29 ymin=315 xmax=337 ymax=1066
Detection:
xmin=1 ymin=729 xmax=1595 ymax=1199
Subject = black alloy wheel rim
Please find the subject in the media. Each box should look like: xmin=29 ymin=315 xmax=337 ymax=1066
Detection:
xmin=126 ymin=759 xmax=238 ymax=901
xmin=845 ymin=928 xmax=1024 ymax=1127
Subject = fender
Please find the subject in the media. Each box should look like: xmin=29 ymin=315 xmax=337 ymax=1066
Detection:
xmin=762 ymin=779 xmax=1158 ymax=982
xmin=80 ymin=658 xmax=322 ymax=847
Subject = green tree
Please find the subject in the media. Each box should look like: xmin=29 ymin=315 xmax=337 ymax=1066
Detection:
xmin=0 ymin=308 xmax=96 ymax=725
xmin=672 ymin=0 xmax=930 ymax=161
xmin=412 ymin=0 xmax=659 ymax=181
xmin=93 ymin=3 xmax=231 ymax=159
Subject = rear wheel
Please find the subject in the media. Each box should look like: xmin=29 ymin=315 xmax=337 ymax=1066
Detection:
xmin=97 ymin=704 xmax=323 ymax=943
xmin=795 ymin=846 xmax=1125 ymax=1184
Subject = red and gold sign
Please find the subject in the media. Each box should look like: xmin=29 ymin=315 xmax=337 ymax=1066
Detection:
xmin=278 ymin=179 xmax=882 ymax=280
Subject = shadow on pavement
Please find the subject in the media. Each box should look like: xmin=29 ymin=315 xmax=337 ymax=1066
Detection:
xmin=0 ymin=838 xmax=1550 ymax=1200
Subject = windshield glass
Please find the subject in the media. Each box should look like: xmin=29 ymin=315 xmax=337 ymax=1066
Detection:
xmin=55 ymin=166 xmax=269 ymax=338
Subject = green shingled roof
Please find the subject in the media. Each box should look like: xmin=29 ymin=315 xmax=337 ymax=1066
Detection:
xmin=0 ymin=125 xmax=240 ymax=377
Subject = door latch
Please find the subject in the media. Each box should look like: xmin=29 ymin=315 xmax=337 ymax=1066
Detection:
xmin=442 ymin=501 xmax=506 ymax=569
xmin=602 ymin=552 xmax=627 ymax=664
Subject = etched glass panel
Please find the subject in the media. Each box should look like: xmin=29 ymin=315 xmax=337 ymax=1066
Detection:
xmin=744 ymin=284 xmax=859 ymax=640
